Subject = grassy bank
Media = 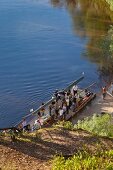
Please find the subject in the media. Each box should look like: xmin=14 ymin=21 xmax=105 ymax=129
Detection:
xmin=52 ymin=114 xmax=113 ymax=169
xmin=1 ymin=114 xmax=113 ymax=169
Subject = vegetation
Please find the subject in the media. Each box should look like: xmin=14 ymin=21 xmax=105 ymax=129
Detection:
xmin=52 ymin=150 xmax=113 ymax=170
xmin=54 ymin=120 xmax=74 ymax=130
xmin=1 ymin=114 xmax=113 ymax=169
xmin=52 ymin=114 xmax=113 ymax=169
xmin=106 ymin=0 xmax=113 ymax=10
xmin=75 ymin=113 xmax=113 ymax=137
xmin=55 ymin=113 xmax=113 ymax=137
xmin=1 ymin=1 xmax=113 ymax=169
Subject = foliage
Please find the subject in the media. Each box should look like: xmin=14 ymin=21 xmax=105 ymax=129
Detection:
xmin=62 ymin=121 xmax=74 ymax=130
xmin=54 ymin=121 xmax=74 ymax=130
xmin=106 ymin=0 xmax=113 ymax=11
xmin=52 ymin=150 xmax=113 ymax=170
xmin=74 ymin=113 xmax=113 ymax=137
xmin=54 ymin=113 xmax=113 ymax=137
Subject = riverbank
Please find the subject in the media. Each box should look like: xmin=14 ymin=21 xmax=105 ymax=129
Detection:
xmin=1 ymin=92 xmax=113 ymax=169
xmin=72 ymin=93 xmax=113 ymax=124
xmin=1 ymin=127 xmax=113 ymax=170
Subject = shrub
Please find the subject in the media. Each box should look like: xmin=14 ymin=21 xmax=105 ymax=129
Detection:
xmin=106 ymin=0 xmax=113 ymax=11
xmin=52 ymin=150 xmax=113 ymax=170
xmin=74 ymin=113 xmax=113 ymax=137
xmin=54 ymin=121 xmax=74 ymax=130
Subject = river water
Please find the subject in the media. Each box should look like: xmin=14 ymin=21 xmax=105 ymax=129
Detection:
xmin=0 ymin=0 xmax=113 ymax=127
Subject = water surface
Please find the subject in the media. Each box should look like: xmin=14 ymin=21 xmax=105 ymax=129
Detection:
xmin=0 ymin=0 xmax=113 ymax=127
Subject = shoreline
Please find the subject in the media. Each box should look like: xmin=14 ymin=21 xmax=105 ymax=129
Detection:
xmin=72 ymin=92 xmax=113 ymax=124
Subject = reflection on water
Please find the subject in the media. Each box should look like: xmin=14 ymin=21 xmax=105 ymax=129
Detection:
xmin=0 ymin=0 xmax=113 ymax=127
xmin=50 ymin=0 xmax=113 ymax=82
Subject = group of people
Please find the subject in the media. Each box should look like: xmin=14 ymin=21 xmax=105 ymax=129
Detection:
xmin=20 ymin=85 xmax=93 ymax=132
xmin=36 ymin=85 xmax=92 ymax=124
xmin=15 ymin=82 xmax=113 ymax=132
xmin=48 ymin=85 xmax=79 ymax=119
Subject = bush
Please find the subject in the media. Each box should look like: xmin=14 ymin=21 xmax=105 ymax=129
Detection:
xmin=62 ymin=121 xmax=74 ymax=130
xmin=54 ymin=121 xmax=74 ymax=130
xmin=52 ymin=150 xmax=113 ymax=170
xmin=74 ymin=113 xmax=113 ymax=137
xmin=106 ymin=0 xmax=113 ymax=11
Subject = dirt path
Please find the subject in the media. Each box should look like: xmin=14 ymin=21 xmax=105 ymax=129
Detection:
xmin=72 ymin=93 xmax=113 ymax=124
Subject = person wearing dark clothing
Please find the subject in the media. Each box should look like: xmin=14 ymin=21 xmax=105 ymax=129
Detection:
xmin=54 ymin=89 xmax=58 ymax=98
xmin=73 ymin=96 xmax=76 ymax=103
xmin=102 ymin=86 xmax=107 ymax=100
xmin=37 ymin=111 xmax=41 ymax=117
xmin=85 ymin=89 xmax=91 ymax=97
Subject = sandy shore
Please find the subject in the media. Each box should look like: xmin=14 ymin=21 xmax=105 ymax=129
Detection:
xmin=72 ymin=93 xmax=113 ymax=124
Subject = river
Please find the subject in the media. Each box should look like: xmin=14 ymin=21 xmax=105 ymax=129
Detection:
xmin=0 ymin=0 xmax=113 ymax=128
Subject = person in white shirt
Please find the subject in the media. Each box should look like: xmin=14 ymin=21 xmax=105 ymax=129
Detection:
xmin=59 ymin=107 xmax=63 ymax=116
xmin=59 ymin=107 xmax=64 ymax=120
xmin=72 ymin=85 xmax=78 ymax=96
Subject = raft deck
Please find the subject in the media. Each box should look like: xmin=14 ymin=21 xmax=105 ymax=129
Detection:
xmin=15 ymin=76 xmax=85 ymax=131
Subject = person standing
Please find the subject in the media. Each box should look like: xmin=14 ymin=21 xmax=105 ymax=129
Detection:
xmin=102 ymin=86 xmax=107 ymax=100
xmin=72 ymin=85 xmax=78 ymax=96
xmin=59 ymin=107 xmax=64 ymax=120
xmin=66 ymin=97 xmax=70 ymax=113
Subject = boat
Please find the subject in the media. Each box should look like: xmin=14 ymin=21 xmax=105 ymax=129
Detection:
xmin=0 ymin=75 xmax=96 ymax=134
xmin=14 ymin=75 xmax=96 ymax=132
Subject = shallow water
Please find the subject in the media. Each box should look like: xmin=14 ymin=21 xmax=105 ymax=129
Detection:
xmin=0 ymin=0 xmax=113 ymax=127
